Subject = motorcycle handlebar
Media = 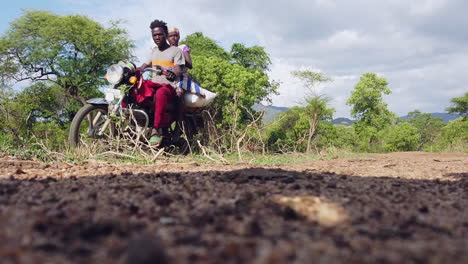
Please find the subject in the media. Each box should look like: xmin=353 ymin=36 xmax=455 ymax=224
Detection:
xmin=142 ymin=68 xmax=163 ymax=75
xmin=140 ymin=67 xmax=176 ymax=81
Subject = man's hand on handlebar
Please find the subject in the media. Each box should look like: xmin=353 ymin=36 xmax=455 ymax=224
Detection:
xmin=165 ymin=70 xmax=176 ymax=82
xmin=140 ymin=66 xmax=177 ymax=82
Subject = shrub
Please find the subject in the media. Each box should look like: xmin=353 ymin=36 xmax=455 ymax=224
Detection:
xmin=381 ymin=122 xmax=420 ymax=152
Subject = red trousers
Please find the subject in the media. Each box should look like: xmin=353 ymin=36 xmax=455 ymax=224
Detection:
xmin=130 ymin=80 xmax=176 ymax=128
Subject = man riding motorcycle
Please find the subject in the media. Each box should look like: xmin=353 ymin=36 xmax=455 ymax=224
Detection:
xmin=137 ymin=19 xmax=185 ymax=146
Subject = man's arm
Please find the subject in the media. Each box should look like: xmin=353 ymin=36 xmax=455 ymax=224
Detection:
xmin=166 ymin=64 xmax=183 ymax=86
xmin=169 ymin=47 xmax=185 ymax=77
xmin=171 ymin=64 xmax=184 ymax=97
xmin=138 ymin=62 xmax=151 ymax=71
xmin=183 ymin=53 xmax=192 ymax=69
xmin=172 ymin=48 xmax=185 ymax=96
xmin=182 ymin=45 xmax=193 ymax=69
xmin=172 ymin=64 xmax=183 ymax=76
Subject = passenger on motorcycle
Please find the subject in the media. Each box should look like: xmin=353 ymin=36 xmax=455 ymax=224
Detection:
xmin=138 ymin=19 xmax=185 ymax=146
xmin=168 ymin=27 xmax=192 ymax=70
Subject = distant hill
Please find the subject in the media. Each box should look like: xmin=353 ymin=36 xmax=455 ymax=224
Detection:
xmin=252 ymin=104 xmax=462 ymax=125
xmin=399 ymin=112 xmax=462 ymax=123
xmin=252 ymin=104 xmax=289 ymax=123
xmin=333 ymin=113 xmax=462 ymax=126
xmin=332 ymin=117 xmax=356 ymax=126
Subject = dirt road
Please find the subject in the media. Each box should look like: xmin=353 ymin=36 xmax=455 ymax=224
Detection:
xmin=0 ymin=152 xmax=467 ymax=263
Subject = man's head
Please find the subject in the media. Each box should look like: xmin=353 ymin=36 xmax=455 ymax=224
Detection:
xmin=168 ymin=27 xmax=180 ymax=46
xmin=149 ymin=20 xmax=168 ymax=47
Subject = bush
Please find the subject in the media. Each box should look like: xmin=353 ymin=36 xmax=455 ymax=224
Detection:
xmin=0 ymin=131 xmax=15 ymax=152
xmin=438 ymin=118 xmax=468 ymax=152
xmin=380 ymin=122 xmax=420 ymax=152
xmin=265 ymin=107 xmax=309 ymax=152
xmin=314 ymin=123 xmax=358 ymax=150
xmin=31 ymin=122 xmax=69 ymax=150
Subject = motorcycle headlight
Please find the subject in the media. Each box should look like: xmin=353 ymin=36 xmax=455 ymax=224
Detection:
xmin=105 ymin=64 xmax=123 ymax=85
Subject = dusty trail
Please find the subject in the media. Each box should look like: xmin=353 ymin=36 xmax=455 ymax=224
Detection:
xmin=0 ymin=152 xmax=467 ymax=263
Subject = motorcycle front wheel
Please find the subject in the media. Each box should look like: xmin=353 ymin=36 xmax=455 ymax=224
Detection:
xmin=174 ymin=116 xmax=196 ymax=155
xmin=68 ymin=104 xmax=114 ymax=147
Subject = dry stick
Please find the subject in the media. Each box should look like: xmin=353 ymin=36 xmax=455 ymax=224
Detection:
xmin=127 ymin=134 xmax=151 ymax=160
xmin=179 ymin=120 xmax=192 ymax=154
xmin=32 ymin=140 xmax=66 ymax=160
xmin=230 ymin=93 xmax=240 ymax=152
xmin=126 ymin=107 xmax=147 ymax=152
xmin=201 ymin=109 xmax=223 ymax=152
xmin=211 ymin=148 xmax=228 ymax=164
xmin=116 ymin=107 xmax=165 ymax=162
xmin=86 ymin=114 xmax=142 ymax=162
xmin=127 ymin=115 xmax=147 ymax=153
xmin=151 ymin=148 xmax=165 ymax=162
xmin=84 ymin=140 xmax=101 ymax=159
xmin=196 ymin=139 xmax=228 ymax=164
xmin=97 ymin=151 xmax=136 ymax=159
xmin=256 ymin=125 xmax=266 ymax=155
xmin=295 ymin=133 xmax=308 ymax=153
xmin=197 ymin=140 xmax=220 ymax=163
xmin=240 ymin=105 xmax=267 ymax=155
xmin=236 ymin=109 xmax=265 ymax=161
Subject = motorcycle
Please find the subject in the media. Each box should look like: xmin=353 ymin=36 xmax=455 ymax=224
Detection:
xmin=68 ymin=61 xmax=207 ymax=154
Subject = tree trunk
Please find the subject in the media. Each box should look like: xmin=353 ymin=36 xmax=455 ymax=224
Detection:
xmin=306 ymin=112 xmax=319 ymax=153
xmin=66 ymin=85 xmax=87 ymax=105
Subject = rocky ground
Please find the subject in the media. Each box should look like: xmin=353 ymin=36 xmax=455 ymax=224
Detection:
xmin=0 ymin=152 xmax=467 ymax=264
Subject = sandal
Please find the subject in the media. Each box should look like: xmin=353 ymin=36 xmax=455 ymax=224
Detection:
xmin=149 ymin=135 xmax=163 ymax=147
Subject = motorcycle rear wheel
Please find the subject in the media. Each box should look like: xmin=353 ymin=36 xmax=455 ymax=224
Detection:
xmin=68 ymin=104 xmax=114 ymax=147
xmin=171 ymin=116 xmax=196 ymax=155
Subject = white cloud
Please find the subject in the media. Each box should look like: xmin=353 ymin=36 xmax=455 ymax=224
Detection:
xmin=315 ymin=0 xmax=337 ymax=8
xmin=385 ymin=53 xmax=468 ymax=115
xmin=324 ymin=30 xmax=370 ymax=49
xmin=268 ymin=61 xmax=357 ymax=118
xmin=388 ymin=0 xmax=449 ymax=16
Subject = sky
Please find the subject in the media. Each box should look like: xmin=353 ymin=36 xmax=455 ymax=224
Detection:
xmin=1 ymin=0 xmax=467 ymax=118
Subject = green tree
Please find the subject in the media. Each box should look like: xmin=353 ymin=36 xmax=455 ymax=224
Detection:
xmin=380 ymin=122 xmax=420 ymax=152
xmin=180 ymin=33 xmax=278 ymax=151
xmin=439 ymin=118 xmax=468 ymax=151
xmin=266 ymin=110 xmax=358 ymax=152
xmin=230 ymin=43 xmax=271 ymax=71
xmin=302 ymin=95 xmax=335 ymax=153
xmin=292 ymin=70 xmax=334 ymax=153
xmin=0 ymin=82 xmax=63 ymax=145
xmin=314 ymin=124 xmax=358 ymax=150
xmin=291 ymin=71 xmax=331 ymax=90
xmin=0 ymin=10 xmax=134 ymax=107
xmin=189 ymin=55 xmax=276 ymax=125
xmin=181 ymin=32 xmax=231 ymax=60
xmin=446 ymin=92 xmax=468 ymax=118
xmin=182 ymin=33 xmax=278 ymax=115
xmin=266 ymin=107 xmax=309 ymax=152
xmin=406 ymin=110 xmax=445 ymax=150
xmin=346 ymin=73 xmax=396 ymax=151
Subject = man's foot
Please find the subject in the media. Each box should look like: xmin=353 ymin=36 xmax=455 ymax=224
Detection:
xmin=149 ymin=135 xmax=163 ymax=147
xmin=149 ymin=128 xmax=163 ymax=147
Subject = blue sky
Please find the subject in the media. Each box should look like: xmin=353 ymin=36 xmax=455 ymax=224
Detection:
xmin=2 ymin=0 xmax=467 ymax=118
xmin=1 ymin=1 xmax=63 ymax=33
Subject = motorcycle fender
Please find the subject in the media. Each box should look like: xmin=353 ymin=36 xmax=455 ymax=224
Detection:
xmin=86 ymin=98 xmax=109 ymax=105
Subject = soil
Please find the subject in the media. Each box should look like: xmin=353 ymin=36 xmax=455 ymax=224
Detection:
xmin=0 ymin=152 xmax=467 ymax=264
